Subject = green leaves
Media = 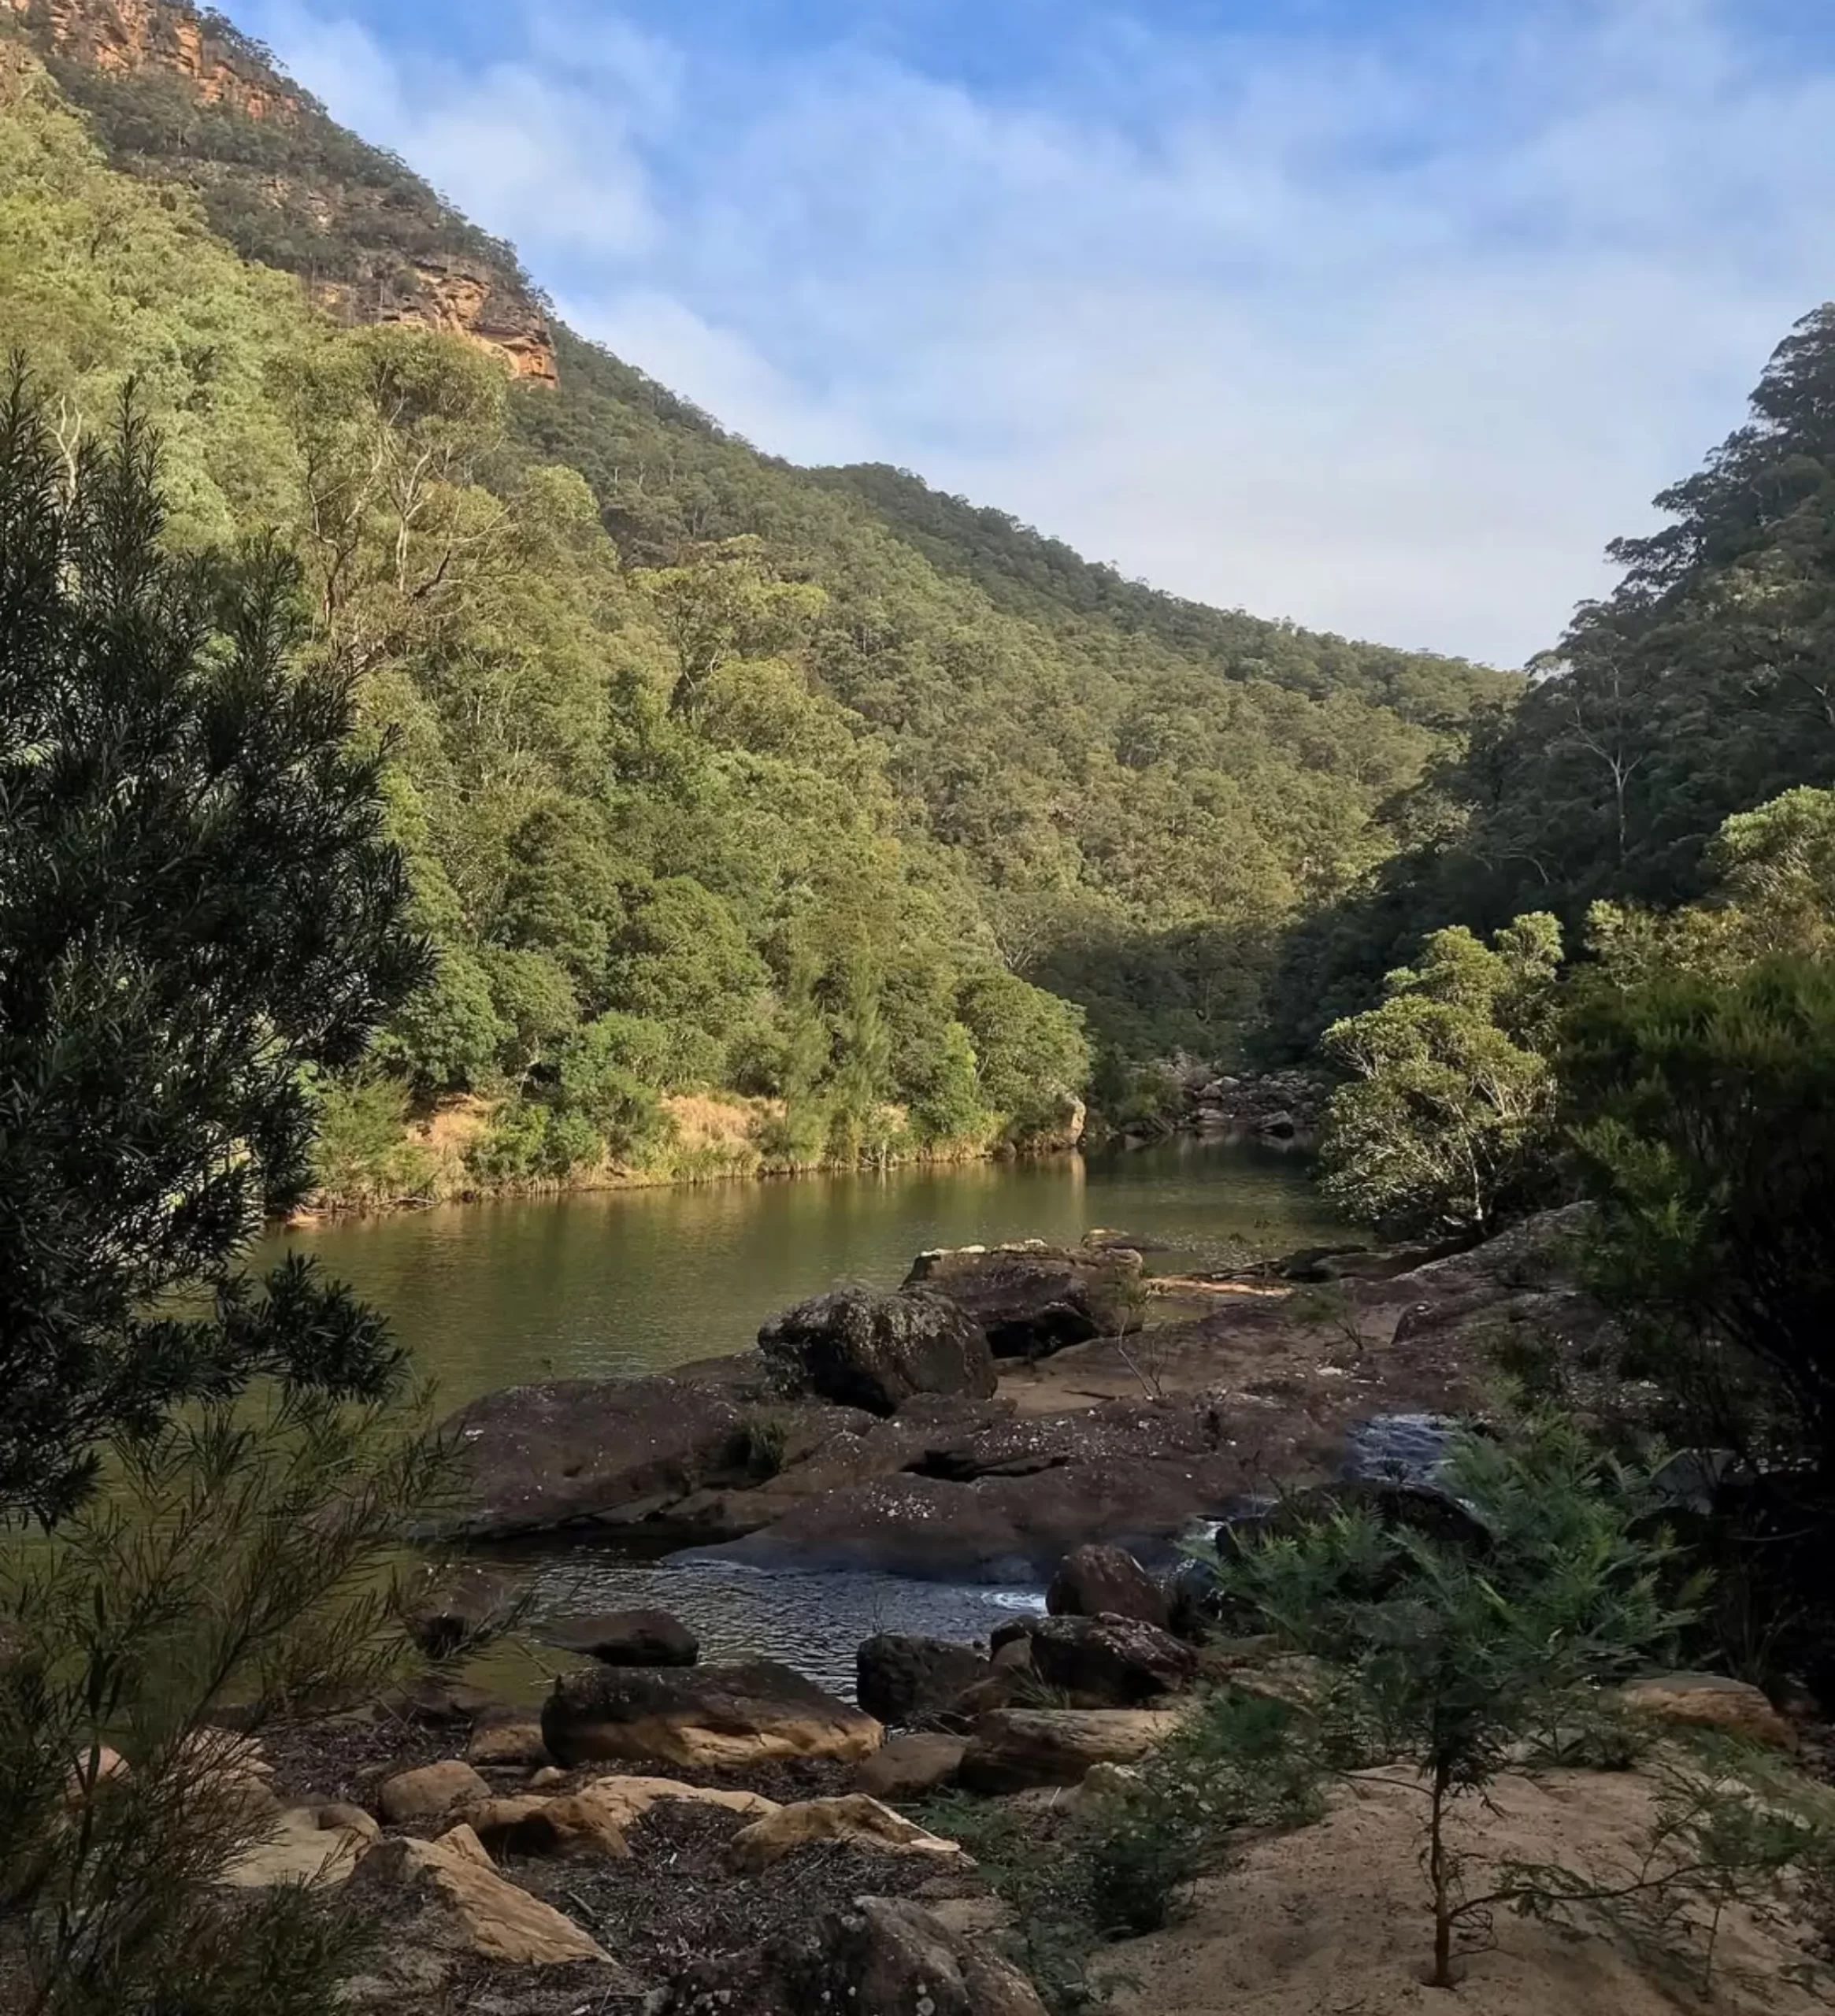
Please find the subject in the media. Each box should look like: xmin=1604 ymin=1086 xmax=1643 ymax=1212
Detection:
xmin=0 ymin=372 xmax=423 ymax=1518
xmin=1318 ymin=913 xmax=1564 ymax=1235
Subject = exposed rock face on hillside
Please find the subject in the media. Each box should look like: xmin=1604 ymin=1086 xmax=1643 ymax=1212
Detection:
xmin=311 ymin=257 xmax=559 ymax=387
xmin=3 ymin=0 xmax=295 ymax=115
xmin=4 ymin=0 xmax=559 ymax=386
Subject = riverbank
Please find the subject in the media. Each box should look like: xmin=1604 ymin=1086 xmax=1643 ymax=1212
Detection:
xmin=205 ymin=1205 xmax=1833 ymax=2016
xmin=304 ymin=1087 xmax=1090 ymax=1218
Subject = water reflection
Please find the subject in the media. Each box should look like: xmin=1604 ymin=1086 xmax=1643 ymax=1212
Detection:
xmin=268 ymin=1138 xmax=1346 ymax=1408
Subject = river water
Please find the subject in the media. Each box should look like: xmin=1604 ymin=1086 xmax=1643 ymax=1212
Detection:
xmin=266 ymin=1140 xmax=1349 ymax=1694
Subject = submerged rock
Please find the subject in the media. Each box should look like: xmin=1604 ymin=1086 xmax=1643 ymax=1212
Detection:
xmin=903 ymin=1241 xmax=1146 ymax=1358
xmin=540 ymin=1658 xmax=882 ymax=1771
xmin=538 ymin=1607 xmax=699 ymax=1666
xmin=758 ymin=1284 xmax=996 ymax=1415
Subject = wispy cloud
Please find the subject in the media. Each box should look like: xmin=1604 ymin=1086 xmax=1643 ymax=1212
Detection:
xmin=248 ymin=0 xmax=1835 ymax=665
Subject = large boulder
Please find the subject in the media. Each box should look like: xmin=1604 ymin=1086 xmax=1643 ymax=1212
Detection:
xmin=537 ymin=1608 xmax=699 ymax=1666
xmin=1618 ymin=1673 xmax=1798 ymax=1751
xmin=1047 ymin=1543 xmax=1170 ymax=1627
xmin=541 ymin=1658 xmax=882 ymax=1771
xmin=855 ymin=1633 xmax=995 ymax=1727
xmin=758 ymin=1286 xmax=996 ymax=1415
xmin=1216 ymin=1477 xmax=1492 ymax=1567
xmin=903 ymin=1241 xmax=1146 ymax=1358
xmin=663 ymin=1897 xmax=1047 ymax=2016
xmin=434 ymin=1374 xmax=752 ymax=1541
xmin=1024 ymin=1614 xmax=1197 ymax=1707
xmin=855 ymin=1732 xmax=968 ymax=1799
xmin=343 ymin=1825 xmax=623 ymax=1975
xmin=957 ymin=1707 xmax=1186 ymax=1793
xmin=725 ymin=1794 xmax=966 ymax=1873
xmin=431 ymin=1373 xmax=893 ymax=1543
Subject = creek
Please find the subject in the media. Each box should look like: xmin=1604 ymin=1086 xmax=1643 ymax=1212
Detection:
xmin=266 ymin=1139 xmax=1351 ymax=1694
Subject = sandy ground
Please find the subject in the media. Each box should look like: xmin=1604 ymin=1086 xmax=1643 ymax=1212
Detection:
xmin=1101 ymin=1767 xmax=1827 ymax=2016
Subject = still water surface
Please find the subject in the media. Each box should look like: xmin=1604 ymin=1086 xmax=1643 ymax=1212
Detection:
xmin=267 ymin=1138 xmax=1345 ymax=1410
xmin=266 ymin=1140 xmax=1348 ymax=1692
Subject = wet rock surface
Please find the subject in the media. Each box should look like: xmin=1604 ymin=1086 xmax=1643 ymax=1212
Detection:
xmin=537 ymin=1608 xmax=699 ymax=1666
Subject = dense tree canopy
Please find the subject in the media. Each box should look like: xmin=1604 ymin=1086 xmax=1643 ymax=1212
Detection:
xmin=1266 ymin=305 xmax=1835 ymax=1054
xmin=0 ymin=23 xmax=1518 ymax=1199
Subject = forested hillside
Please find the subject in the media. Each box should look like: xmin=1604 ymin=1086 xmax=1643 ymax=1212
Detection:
xmin=1266 ymin=306 xmax=1835 ymax=1054
xmin=0 ymin=0 xmax=1514 ymax=1199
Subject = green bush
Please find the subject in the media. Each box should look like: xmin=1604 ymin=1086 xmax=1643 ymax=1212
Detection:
xmin=310 ymin=1072 xmax=436 ymax=1207
xmin=1192 ymin=1414 xmax=1696 ymax=1988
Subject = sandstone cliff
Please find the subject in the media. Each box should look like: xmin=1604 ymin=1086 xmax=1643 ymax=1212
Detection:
xmin=4 ymin=0 xmax=558 ymax=387
xmin=2 ymin=0 xmax=295 ymax=117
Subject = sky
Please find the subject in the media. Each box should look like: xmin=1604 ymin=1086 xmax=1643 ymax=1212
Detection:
xmin=235 ymin=0 xmax=1835 ymax=669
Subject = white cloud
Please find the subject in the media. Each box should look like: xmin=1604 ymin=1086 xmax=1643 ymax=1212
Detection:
xmin=246 ymin=0 xmax=1835 ymax=665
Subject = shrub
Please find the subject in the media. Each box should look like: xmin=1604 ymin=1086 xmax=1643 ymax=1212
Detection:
xmin=0 ymin=1395 xmax=443 ymax=2014
xmin=1192 ymin=1414 xmax=1695 ymax=1987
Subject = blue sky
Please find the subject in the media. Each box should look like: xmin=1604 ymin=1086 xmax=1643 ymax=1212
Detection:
xmin=240 ymin=1 xmax=1835 ymax=666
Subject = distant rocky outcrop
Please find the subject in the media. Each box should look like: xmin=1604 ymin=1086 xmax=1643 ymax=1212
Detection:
xmin=6 ymin=0 xmax=560 ymax=386
xmin=3 ymin=0 xmax=297 ymax=116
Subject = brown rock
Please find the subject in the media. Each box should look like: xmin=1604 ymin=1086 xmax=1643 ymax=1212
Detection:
xmin=541 ymin=1659 xmax=882 ymax=1771
xmin=795 ymin=1896 xmax=1048 ymax=2016
xmin=1025 ymin=1614 xmax=1198 ymax=1706
xmin=854 ymin=1633 xmax=994 ymax=1727
xmin=903 ymin=1242 xmax=1145 ymax=1358
xmin=399 ymin=1562 xmax=524 ymax=1658
xmin=717 ymin=1447 xmax=1242 ymax=1580
xmin=758 ymin=1286 xmax=997 ymax=1415
xmin=347 ymin=1825 xmax=618 ymax=1969
xmin=377 ymin=1676 xmax=514 ymax=1729
xmin=432 ymin=1373 xmax=869 ymax=1544
xmin=855 ymin=1732 xmax=968 ymax=1800
xmin=457 ymin=1794 xmax=631 ymax=1860
xmin=378 ymin=1759 xmax=492 ymax=1824
xmin=465 ymin=1720 xmax=550 ymax=1768
xmin=1047 ymin=1543 xmax=1170 ymax=1628
xmin=538 ymin=1607 xmax=699 ymax=1666
xmin=221 ymin=1807 xmax=369 ymax=1888
xmin=572 ymin=1775 xmax=777 ymax=1829
xmin=1619 ymin=1673 xmax=1798 ymax=1751
xmin=958 ymin=1707 xmax=1186 ymax=1793
xmin=727 ymin=1793 xmax=966 ymax=1873
xmin=315 ymin=1802 xmax=380 ymax=1842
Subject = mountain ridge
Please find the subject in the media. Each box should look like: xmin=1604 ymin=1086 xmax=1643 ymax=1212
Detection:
xmin=0 ymin=0 xmax=1527 ymax=1201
